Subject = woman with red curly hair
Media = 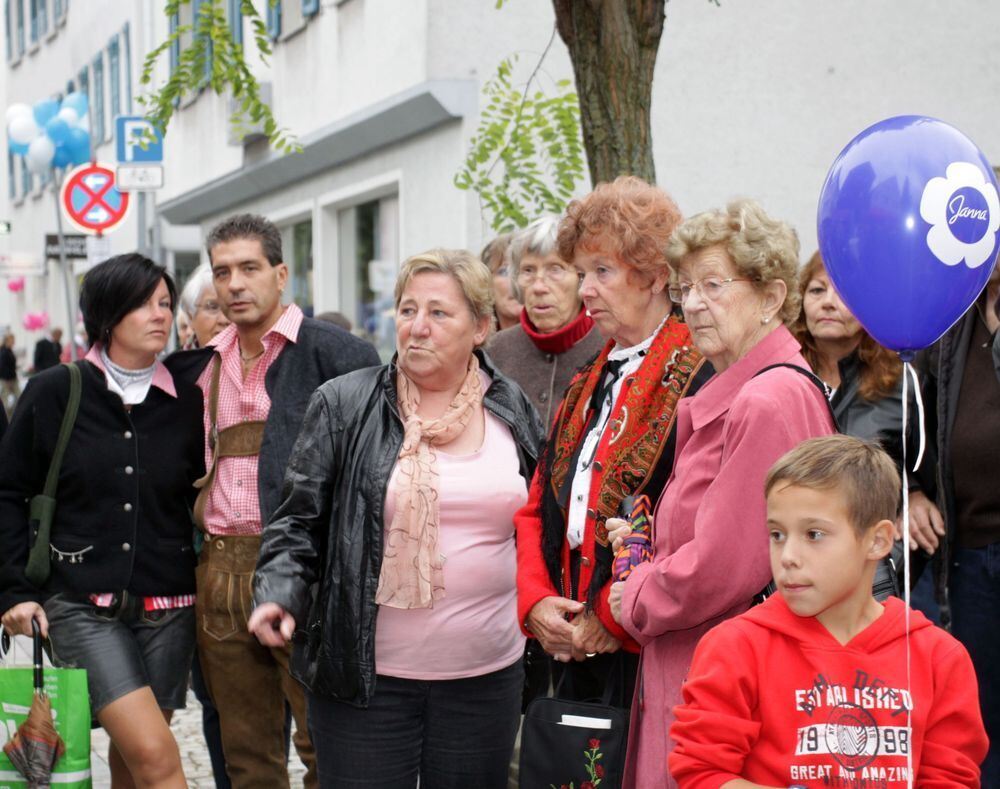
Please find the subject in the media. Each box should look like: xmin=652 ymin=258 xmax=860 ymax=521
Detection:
xmin=515 ymin=177 xmax=711 ymax=711
xmin=794 ymin=250 xmax=904 ymax=441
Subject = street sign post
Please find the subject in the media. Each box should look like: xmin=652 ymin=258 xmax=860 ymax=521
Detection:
xmin=44 ymin=233 xmax=88 ymax=260
xmin=115 ymin=116 xmax=164 ymax=163
xmin=60 ymin=163 xmax=131 ymax=235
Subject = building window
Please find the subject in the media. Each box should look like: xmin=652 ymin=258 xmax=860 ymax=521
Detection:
xmin=108 ymin=36 xmax=120 ymax=121
xmin=53 ymin=0 xmax=62 ymax=21
xmin=4 ymin=0 xmax=11 ymax=60
xmin=15 ymin=0 xmax=24 ymax=55
xmin=20 ymin=155 xmax=31 ymax=195
xmin=92 ymin=53 xmax=105 ymax=141
xmin=227 ymin=0 xmax=242 ymax=46
xmin=193 ymin=0 xmax=211 ymax=87
xmin=266 ymin=0 xmax=280 ymax=39
xmin=122 ymin=23 xmax=132 ymax=112
xmin=338 ymin=196 xmax=400 ymax=360
xmin=29 ymin=0 xmax=44 ymax=43
xmin=303 ymin=0 xmax=319 ymax=16
xmin=288 ymin=219 xmax=313 ymax=312
xmin=7 ymin=150 xmax=15 ymax=199
xmin=168 ymin=12 xmax=179 ymax=76
xmin=76 ymin=64 xmax=89 ymax=130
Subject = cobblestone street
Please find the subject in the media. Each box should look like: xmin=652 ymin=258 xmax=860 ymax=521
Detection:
xmin=90 ymin=690 xmax=307 ymax=788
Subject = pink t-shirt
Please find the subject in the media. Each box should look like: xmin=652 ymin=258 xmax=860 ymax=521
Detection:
xmin=375 ymin=408 xmax=528 ymax=680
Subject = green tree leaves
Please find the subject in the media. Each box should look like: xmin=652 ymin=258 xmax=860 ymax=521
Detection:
xmin=455 ymin=46 xmax=585 ymax=234
xmin=139 ymin=0 xmax=300 ymax=154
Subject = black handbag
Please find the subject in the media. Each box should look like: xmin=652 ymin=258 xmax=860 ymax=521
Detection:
xmin=25 ymin=362 xmax=81 ymax=586
xmin=519 ymin=659 xmax=630 ymax=789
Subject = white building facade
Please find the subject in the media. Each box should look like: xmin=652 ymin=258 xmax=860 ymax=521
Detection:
xmin=3 ymin=0 xmax=1000 ymax=359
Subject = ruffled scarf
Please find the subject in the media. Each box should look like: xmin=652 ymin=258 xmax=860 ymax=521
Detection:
xmin=376 ymin=355 xmax=484 ymax=609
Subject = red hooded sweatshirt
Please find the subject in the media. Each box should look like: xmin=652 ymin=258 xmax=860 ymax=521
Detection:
xmin=669 ymin=594 xmax=987 ymax=788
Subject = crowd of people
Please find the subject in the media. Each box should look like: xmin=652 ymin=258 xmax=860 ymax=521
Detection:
xmin=0 ymin=176 xmax=995 ymax=788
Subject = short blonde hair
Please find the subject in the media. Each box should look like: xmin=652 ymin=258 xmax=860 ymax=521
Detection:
xmin=765 ymin=435 xmax=901 ymax=536
xmin=666 ymin=199 xmax=801 ymax=324
xmin=394 ymin=249 xmax=495 ymax=345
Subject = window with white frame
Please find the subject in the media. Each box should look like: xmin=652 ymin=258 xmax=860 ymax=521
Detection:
xmin=7 ymin=151 xmax=15 ymax=199
xmin=108 ymin=36 xmax=120 ymax=121
xmin=122 ymin=23 xmax=132 ymax=112
xmin=14 ymin=0 xmax=24 ymax=56
xmin=92 ymin=53 xmax=105 ymax=141
xmin=227 ymin=0 xmax=242 ymax=46
xmin=4 ymin=0 xmax=11 ymax=60
xmin=29 ymin=0 xmax=44 ymax=43
xmin=19 ymin=156 xmax=31 ymax=196
xmin=338 ymin=195 xmax=400 ymax=361
xmin=279 ymin=219 xmax=314 ymax=313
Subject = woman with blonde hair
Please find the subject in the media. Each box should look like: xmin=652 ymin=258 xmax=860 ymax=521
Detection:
xmin=607 ymin=199 xmax=835 ymax=787
xmin=248 ymin=249 xmax=544 ymax=788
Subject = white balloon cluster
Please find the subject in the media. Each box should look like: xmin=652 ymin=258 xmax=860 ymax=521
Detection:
xmin=6 ymin=93 xmax=92 ymax=175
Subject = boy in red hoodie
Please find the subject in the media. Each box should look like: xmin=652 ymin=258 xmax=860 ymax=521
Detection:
xmin=669 ymin=435 xmax=988 ymax=788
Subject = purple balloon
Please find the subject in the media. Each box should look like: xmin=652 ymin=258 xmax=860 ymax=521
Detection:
xmin=817 ymin=116 xmax=1000 ymax=358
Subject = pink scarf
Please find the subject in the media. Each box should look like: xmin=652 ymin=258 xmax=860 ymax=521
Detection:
xmin=375 ymin=355 xmax=484 ymax=609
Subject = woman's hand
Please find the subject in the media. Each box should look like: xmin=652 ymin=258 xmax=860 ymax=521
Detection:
xmin=526 ymin=596 xmax=584 ymax=663
xmin=570 ymin=612 xmax=621 ymax=661
xmin=608 ymin=581 xmax=626 ymax=624
xmin=247 ymin=602 xmax=296 ymax=647
xmin=1 ymin=602 xmax=47 ymax=638
xmin=607 ymin=518 xmax=632 ymax=554
xmin=907 ymin=490 xmax=945 ymax=554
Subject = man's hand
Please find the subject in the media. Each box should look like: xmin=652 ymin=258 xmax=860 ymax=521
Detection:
xmin=907 ymin=489 xmax=945 ymax=554
xmin=247 ymin=602 xmax=296 ymax=647
xmin=570 ymin=611 xmax=620 ymax=661
xmin=1 ymin=602 xmax=47 ymax=638
xmin=526 ymin=596 xmax=584 ymax=663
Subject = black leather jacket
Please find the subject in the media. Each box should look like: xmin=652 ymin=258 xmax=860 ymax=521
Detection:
xmin=253 ymin=351 xmax=544 ymax=706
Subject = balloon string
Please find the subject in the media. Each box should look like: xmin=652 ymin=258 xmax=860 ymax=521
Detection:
xmin=906 ymin=362 xmax=926 ymax=472
xmin=901 ymin=360 xmax=914 ymax=789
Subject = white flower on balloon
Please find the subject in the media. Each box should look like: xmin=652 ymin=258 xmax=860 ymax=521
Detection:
xmin=919 ymin=161 xmax=1000 ymax=269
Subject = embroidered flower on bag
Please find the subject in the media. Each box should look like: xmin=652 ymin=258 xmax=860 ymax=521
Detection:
xmin=919 ymin=161 xmax=1000 ymax=269
xmin=550 ymin=739 xmax=605 ymax=789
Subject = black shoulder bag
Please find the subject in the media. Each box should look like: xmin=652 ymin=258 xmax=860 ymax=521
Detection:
xmin=25 ymin=362 xmax=82 ymax=586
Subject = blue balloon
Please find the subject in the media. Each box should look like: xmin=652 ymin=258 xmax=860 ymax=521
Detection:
xmin=817 ymin=116 xmax=1000 ymax=358
xmin=32 ymin=99 xmax=60 ymax=128
xmin=8 ymin=140 xmax=28 ymax=155
xmin=66 ymin=127 xmax=91 ymax=166
xmin=61 ymin=92 xmax=88 ymax=119
xmin=44 ymin=116 xmax=70 ymax=145
xmin=52 ymin=142 xmax=73 ymax=168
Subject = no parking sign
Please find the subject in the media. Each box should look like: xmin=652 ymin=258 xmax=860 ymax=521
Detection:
xmin=60 ymin=162 xmax=131 ymax=235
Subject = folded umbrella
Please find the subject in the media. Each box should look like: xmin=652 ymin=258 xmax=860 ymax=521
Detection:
xmin=2 ymin=620 xmax=65 ymax=789
xmin=611 ymin=494 xmax=653 ymax=582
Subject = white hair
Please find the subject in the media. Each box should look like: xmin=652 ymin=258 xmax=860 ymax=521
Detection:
xmin=507 ymin=214 xmax=563 ymax=301
xmin=179 ymin=263 xmax=215 ymax=318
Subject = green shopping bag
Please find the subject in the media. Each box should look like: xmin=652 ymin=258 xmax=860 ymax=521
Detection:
xmin=0 ymin=633 xmax=91 ymax=789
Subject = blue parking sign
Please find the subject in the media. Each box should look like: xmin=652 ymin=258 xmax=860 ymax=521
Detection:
xmin=115 ymin=116 xmax=164 ymax=164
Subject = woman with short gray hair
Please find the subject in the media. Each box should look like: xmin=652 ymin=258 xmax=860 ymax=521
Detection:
xmin=488 ymin=215 xmax=603 ymax=425
xmin=179 ymin=263 xmax=229 ymax=349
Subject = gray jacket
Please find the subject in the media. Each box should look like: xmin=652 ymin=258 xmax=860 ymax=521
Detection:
xmin=487 ymin=323 xmax=604 ymax=426
xmin=830 ymin=352 xmax=905 ymax=443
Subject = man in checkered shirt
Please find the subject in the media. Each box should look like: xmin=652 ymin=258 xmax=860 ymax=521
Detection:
xmin=168 ymin=213 xmax=379 ymax=788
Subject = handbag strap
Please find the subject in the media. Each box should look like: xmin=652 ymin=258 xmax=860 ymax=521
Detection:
xmin=44 ymin=362 xmax=82 ymax=498
xmin=753 ymin=363 xmax=840 ymax=432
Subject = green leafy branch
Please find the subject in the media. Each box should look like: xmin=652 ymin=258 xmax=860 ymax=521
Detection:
xmin=138 ymin=0 xmax=300 ymax=153
xmin=455 ymin=26 xmax=585 ymax=234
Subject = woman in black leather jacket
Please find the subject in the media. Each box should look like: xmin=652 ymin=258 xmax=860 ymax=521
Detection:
xmin=248 ymin=249 xmax=544 ymax=789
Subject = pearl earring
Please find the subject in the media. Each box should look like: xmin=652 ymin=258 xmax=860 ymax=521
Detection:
xmin=761 ymin=315 xmax=770 ymax=325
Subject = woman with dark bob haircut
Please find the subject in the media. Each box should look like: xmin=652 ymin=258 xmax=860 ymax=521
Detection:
xmin=0 ymin=254 xmax=205 ymax=787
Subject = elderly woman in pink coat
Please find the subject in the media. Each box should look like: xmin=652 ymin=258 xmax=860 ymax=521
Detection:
xmin=607 ymin=199 xmax=835 ymax=788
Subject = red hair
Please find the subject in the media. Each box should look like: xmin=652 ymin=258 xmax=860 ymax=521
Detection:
xmin=556 ymin=176 xmax=682 ymax=276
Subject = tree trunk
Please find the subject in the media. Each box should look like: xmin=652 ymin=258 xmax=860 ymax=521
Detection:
xmin=553 ymin=0 xmax=665 ymax=186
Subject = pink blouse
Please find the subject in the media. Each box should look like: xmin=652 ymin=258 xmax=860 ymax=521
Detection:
xmin=374 ymin=409 xmax=527 ymax=680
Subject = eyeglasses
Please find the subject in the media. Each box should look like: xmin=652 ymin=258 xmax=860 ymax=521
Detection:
xmin=516 ymin=263 xmax=574 ymax=287
xmin=195 ymin=300 xmax=223 ymax=316
xmin=668 ymin=277 xmax=755 ymax=305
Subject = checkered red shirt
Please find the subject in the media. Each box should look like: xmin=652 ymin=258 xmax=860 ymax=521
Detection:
xmin=197 ymin=304 xmax=304 ymax=536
